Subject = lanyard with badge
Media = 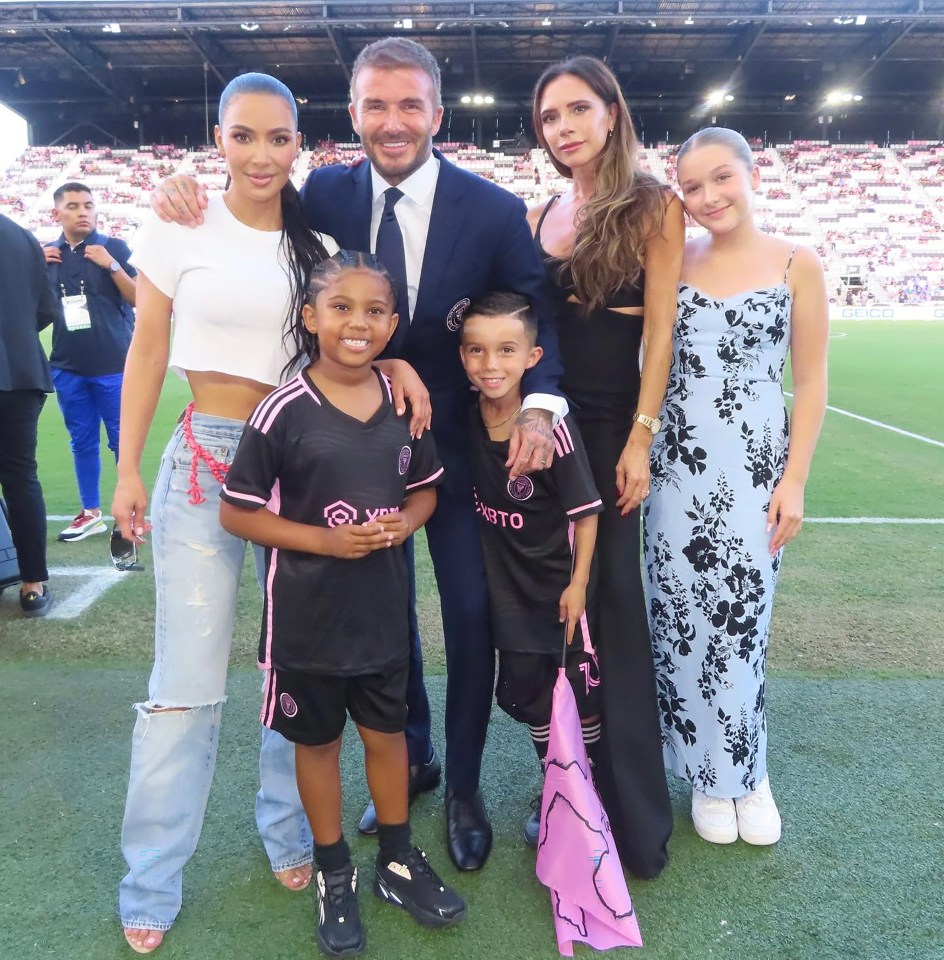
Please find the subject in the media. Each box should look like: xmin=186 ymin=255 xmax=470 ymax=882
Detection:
xmin=60 ymin=278 xmax=91 ymax=331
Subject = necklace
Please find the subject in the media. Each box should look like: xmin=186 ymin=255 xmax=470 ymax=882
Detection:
xmin=482 ymin=404 xmax=521 ymax=430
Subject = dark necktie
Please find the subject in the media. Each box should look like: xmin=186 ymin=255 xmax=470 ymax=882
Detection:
xmin=375 ymin=187 xmax=409 ymax=326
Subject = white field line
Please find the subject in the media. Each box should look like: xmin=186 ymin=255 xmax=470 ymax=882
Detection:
xmin=785 ymin=392 xmax=944 ymax=449
xmin=48 ymin=514 xmax=115 ymax=521
xmin=44 ymin=565 xmax=125 ymax=620
xmin=805 ymin=517 xmax=944 ymax=524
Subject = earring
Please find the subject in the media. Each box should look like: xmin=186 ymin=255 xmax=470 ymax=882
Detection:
xmin=607 ymin=128 xmax=613 ymax=139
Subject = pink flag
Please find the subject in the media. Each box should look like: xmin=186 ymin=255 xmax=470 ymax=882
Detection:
xmin=535 ymin=668 xmax=643 ymax=956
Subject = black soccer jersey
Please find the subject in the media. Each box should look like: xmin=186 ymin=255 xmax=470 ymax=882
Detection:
xmin=468 ymin=409 xmax=603 ymax=655
xmin=221 ymin=369 xmax=443 ymax=676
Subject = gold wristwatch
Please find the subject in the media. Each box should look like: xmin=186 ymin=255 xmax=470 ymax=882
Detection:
xmin=632 ymin=412 xmax=662 ymax=435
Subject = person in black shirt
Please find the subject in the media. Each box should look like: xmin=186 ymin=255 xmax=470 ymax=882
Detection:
xmin=44 ymin=181 xmax=136 ymax=542
xmin=220 ymin=252 xmax=464 ymax=958
xmin=0 ymin=212 xmax=60 ymax=615
xmin=459 ymin=292 xmax=604 ymax=847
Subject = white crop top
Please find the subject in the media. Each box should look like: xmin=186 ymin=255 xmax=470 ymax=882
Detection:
xmin=131 ymin=194 xmax=339 ymax=386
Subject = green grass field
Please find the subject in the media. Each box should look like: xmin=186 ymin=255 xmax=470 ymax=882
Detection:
xmin=1 ymin=321 xmax=942 ymax=959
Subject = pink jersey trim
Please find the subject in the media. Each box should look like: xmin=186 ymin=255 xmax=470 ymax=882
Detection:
xmin=221 ymin=486 xmax=268 ymax=506
xmin=380 ymin=371 xmax=394 ymax=402
xmin=249 ymin=376 xmax=301 ymax=427
xmin=405 ymin=466 xmax=444 ymax=491
xmin=261 ymin=668 xmax=277 ymax=726
xmin=248 ymin=378 xmax=310 ymax=435
xmin=566 ymin=498 xmax=603 ymax=517
xmin=554 ymin=419 xmax=575 ymax=456
xmin=260 ymin=478 xmax=282 ymax=671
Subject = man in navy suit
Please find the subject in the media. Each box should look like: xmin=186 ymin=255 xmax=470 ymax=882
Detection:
xmin=153 ymin=39 xmax=565 ymax=871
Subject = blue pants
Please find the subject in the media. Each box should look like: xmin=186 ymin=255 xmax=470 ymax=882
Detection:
xmin=51 ymin=367 xmax=122 ymax=510
xmin=404 ymin=394 xmax=495 ymax=797
xmin=119 ymin=413 xmax=310 ymax=931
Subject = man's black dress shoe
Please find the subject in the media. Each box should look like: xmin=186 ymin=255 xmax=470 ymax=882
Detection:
xmin=19 ymin=585 xmax=50 ymax=618
xmin=445 ymin=786 xmax=492 ymax=871
xmin=358 ymin=747 xmax=442 ymax=835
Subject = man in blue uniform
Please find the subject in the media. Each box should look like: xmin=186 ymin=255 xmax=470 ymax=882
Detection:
xmin=152 ymin=38 xmax=565 ymax=872
xmin=44 ymin=182 xmax=136 ymax=542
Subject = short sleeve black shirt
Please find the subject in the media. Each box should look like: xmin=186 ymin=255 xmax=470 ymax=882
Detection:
xmin=221 ymin=369 xmax=443 ymax=676
xmin=468 ymin=409 xmax=603 ymax=654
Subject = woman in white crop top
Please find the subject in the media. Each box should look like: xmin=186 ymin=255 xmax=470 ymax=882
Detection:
xmin=112 ymin=74 xmax=429 ymax=955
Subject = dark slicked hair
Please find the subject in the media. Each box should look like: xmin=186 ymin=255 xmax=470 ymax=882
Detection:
xmin=461 ymin=291 xmax=538 ymax=346
xmin=53 ymin=181 xmax=93 ymax=205
xmin=215 ymin=72 xmax=330 ymax=381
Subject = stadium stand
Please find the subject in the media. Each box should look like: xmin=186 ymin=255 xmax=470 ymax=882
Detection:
xmin=3 ymin=140 xmax=943 ymax=306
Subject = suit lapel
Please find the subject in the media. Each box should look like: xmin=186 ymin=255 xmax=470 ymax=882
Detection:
xmin=414 ymin=152 xmax=468 ymax=322
xmin=349 ymin=161 xmax=373 ymax=251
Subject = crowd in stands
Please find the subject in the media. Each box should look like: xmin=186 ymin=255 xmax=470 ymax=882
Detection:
xmin=3 ymin=138 xmax=944 ymax=305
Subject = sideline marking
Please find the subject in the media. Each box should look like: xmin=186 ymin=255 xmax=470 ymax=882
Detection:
xmin=785 ymin=394 xmax=944 ymax=448
xmin=806 ymin=517 xmax=944 ymax=525
xmin=48 ymin=514 xmax=114 ymax=522
xmin=44 ymin=565 xmax=125 ymax=621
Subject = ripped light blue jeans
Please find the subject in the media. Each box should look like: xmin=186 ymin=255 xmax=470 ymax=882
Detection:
xmin=119 ymin=411 xmax=311 ymax=932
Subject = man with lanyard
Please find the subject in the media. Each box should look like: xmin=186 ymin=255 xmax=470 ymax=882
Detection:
xmin=44 ymin=182 xmax=136 ymax=542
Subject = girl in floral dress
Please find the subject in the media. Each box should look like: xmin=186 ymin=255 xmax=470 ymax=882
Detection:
xmin=645 ymin=127 xmax=828 ymax=846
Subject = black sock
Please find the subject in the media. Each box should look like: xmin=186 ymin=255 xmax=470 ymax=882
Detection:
xmin=377 ymin=821 xmax=412 ymax=864
xmin=582 ymin=720 xmax=602 ymax=767
xmin=527 ymin=722 xmax=550 ymax=764
xmin=314 ymin=836 xmax=351 ymax=875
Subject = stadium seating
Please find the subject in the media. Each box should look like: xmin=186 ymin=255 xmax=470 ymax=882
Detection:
xmin=3 ymin=139 xmax=943 ymax=304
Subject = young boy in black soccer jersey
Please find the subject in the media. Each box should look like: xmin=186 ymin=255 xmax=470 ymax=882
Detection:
xmin=459 ymin=291 xmax=605 ymax=848
xmin=220 ymin=251 xmax=464 ymax=958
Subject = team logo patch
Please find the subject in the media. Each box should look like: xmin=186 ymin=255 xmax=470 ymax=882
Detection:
xmin=280 ymin=693 xmax=299 ymax=718
xmin=324 ymin=499 xmax=358 ymax=527
xmin=445 ymin=298 xmax=471 ymax=332
xmin=398 ymin=445 xmax=412 ymax=475
xmin=507 ymin=475 xmax=534 ymax=501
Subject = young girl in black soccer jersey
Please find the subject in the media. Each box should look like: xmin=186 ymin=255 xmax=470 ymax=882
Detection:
xmin=459 ymin=291 xmax=605 ymax=847
xmin=220 ymin=251 xmax=464 ymax=958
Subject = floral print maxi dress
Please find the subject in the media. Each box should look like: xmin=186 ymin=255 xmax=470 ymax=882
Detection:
xmin=644 ymin=268 xmax=793 ymax=799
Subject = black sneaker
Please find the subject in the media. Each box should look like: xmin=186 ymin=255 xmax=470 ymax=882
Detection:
xmin=523 ymin=793 xmax=542 ymax=848
xmin=374 ymin=847 xmax=466 ymax=928
xmin=315 ymin=864 xmax=365 ymax=958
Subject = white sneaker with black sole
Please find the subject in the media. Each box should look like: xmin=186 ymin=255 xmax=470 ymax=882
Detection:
xmin=735 ymin=776 xmax=782 ymax=845
xmin=374 ymin=847 xmax=466 ymax=927
xmin=315 ymin=864 xmax=365 ymax=958
xmin=691 ymin=789 xmax=738 ymax=844
xmin=58 ymin=509 xmax=107 ymax=542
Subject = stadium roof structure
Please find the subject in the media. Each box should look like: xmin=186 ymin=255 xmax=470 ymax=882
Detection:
xmin=1 ymin=0 xmax=943 ymax=146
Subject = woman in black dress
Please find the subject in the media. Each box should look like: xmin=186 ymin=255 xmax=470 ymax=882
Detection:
xmin=526 ymin=56 xmax=684 ymax=878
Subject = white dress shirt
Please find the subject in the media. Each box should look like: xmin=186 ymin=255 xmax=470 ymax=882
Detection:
xmin=369 ymin=153 xmax=567 ymax=422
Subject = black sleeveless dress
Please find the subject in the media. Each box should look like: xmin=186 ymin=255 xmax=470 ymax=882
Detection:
xmin=535 ymin=196 xmax=673 ymax=878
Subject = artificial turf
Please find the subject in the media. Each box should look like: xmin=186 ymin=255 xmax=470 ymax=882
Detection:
xmin=0 ymin=666 xmax=941 ymax=960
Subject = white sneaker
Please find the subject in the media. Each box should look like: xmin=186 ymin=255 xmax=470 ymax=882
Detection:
xmin=735 ymin=776 xmax=782 ymax=845
xmin=57 ymin=509 xmax=107 ymax=542
xmin=691 ymin=789 xmax=738 ymax=844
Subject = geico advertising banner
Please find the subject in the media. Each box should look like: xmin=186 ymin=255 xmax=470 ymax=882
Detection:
xmin=830 ymin=304 xmax=944 ymax=321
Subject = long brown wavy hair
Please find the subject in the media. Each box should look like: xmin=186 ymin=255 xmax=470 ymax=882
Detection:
xmin=532 ymin=56 xmax=667 ymax=313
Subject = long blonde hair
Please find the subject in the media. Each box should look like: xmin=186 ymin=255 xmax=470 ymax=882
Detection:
xmin=532 ymin=56 xmax=667 ymax=313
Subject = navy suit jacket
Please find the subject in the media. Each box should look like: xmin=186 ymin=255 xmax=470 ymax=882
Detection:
xmin=299 ymin=150 xmax=562 ymax=416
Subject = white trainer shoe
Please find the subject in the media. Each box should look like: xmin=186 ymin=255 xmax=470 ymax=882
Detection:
xmin=691 ymin=789 xmax=738 ymax=844
xmin=58 ymin=509 xmax=107 ymax=542
xmin=735 ymin=776 xmax=782 ymax=845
